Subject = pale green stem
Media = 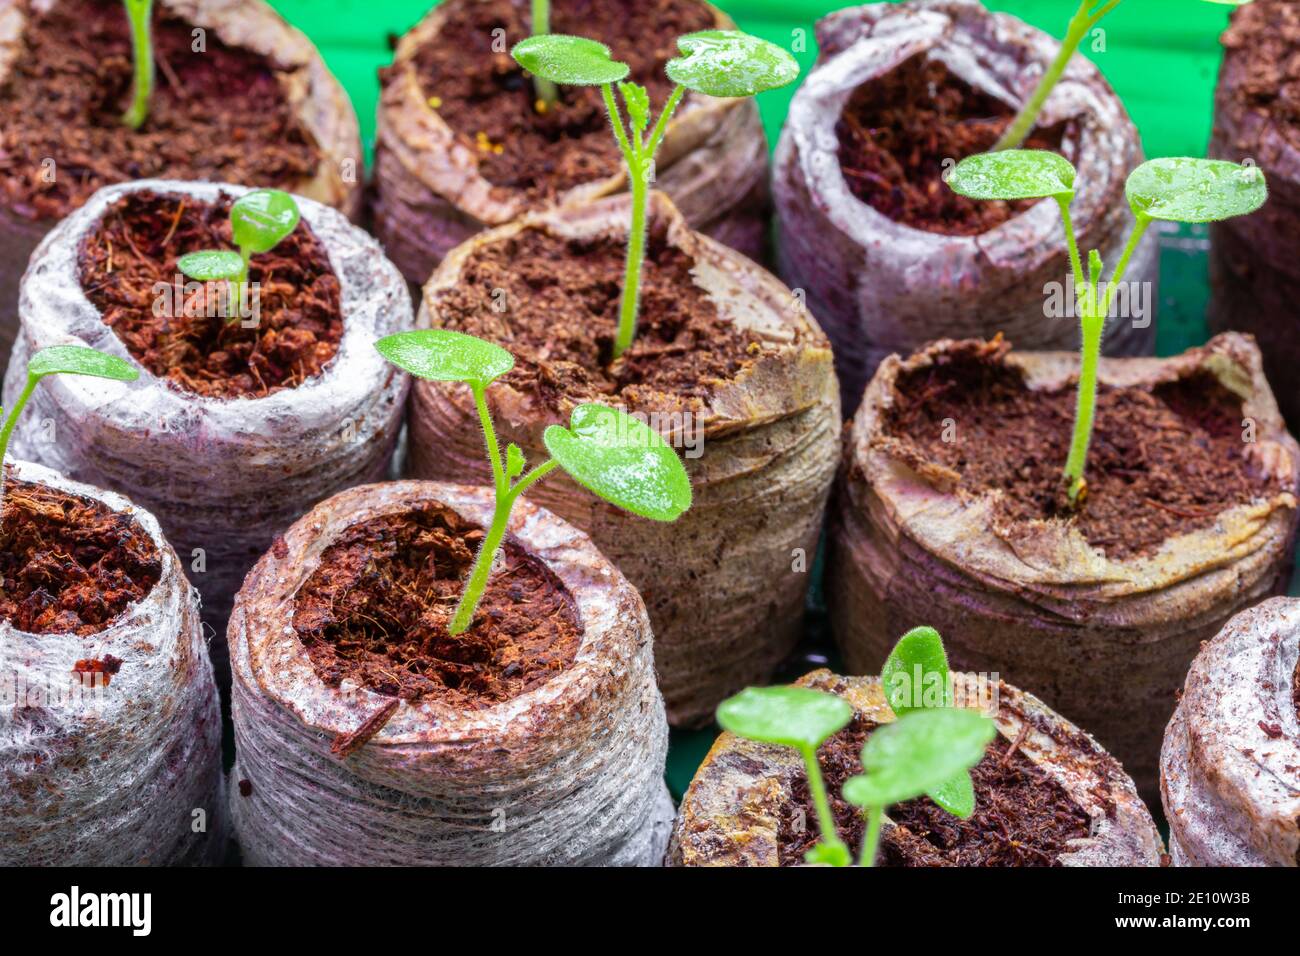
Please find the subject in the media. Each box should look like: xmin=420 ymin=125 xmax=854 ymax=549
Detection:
xmin=1055 ymin=197 xmax=1085 ymax=300
xmin=643 ymin=84 xmax=685 ymax=160
xmin=1101 ymin=214 xmax=1151 ymax=318
xmin=859 ymin=805 xmax=884 ymax=867
xmin=471 ymin=382 xmax=507 ymax=498
xmin=799 ymin=745 xmax=842 ymax=855
xmin=529 ymin=0 xmax=556 ymax=108
xmin=0 ymin=373 xmax=41 ymax=506
xmin=121 ymin=0 xmax=155 ymax=130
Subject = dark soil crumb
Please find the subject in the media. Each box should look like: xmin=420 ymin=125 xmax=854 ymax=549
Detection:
xmin=0 ymin=478 xmax=162 ymax=635
xmin=778 ymin=713 xmax=1091 ymax=867
xmin=877 ymin=339 xmax=1277 ymax=560
xmin=0 ymin=0 xmax=320 ymax=221
xmin=293 ymin=502 xmax=583 ymax=706
xmin=836 ymin=54 xmax=1069 ymax=235
xmin=401 ymin=0 xmax=713 ymax=199
xmin=1221 ymin=1 xmax=1300 ymax=151
xmin=78 ymin=189 xmax=342 ymax=400
xmin=432 ymin=221 xmax=762 ymax=415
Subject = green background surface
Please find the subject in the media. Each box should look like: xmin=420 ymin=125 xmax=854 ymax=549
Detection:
xmin=264 ymin=0 xmax=1241 ymax=798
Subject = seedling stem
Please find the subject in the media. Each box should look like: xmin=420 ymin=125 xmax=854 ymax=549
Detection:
xmin=122 ymin=0 xmax=155 ymax=130
xmin=530 ymin=0 xmax=558 ymax=109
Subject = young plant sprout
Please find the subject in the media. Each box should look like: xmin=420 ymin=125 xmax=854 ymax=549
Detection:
xmin=947 ymin=151 xmax=1267 ymax=504
xmin=177 ymin=190 xmax=301 ymax=323
xmin=121 ymin=0 xmax=154 ymax=130
xmin=374 ymin=328 xmax=692 ymax=636
xmin=529 ymin=0 xmax=557 ymax=110
xmin=0 ymin=346 xmax=138 ymax=503
xmin=511 ymin=31 xmax=799 ymax=358
xmin=715 ymin=627 xmax=994 ymax=867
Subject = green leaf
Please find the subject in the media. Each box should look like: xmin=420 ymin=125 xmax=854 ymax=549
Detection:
xmin=620 ymin=81 xmax=650 ymax=136
xmin=880 ymin=626 xmax=951 ymax=717
xmin=374 ymin=329 xmax=514 ymax=387
xmin=804 ymin=840 xmax=852 ymax=867
xmin=506 ymin=442 xmax=525 ymax=481
xmin=230 ymin=189 xmax=301 ymax=254
xmin=28 ymin=345 xmax=138 ymax=382
xmin=1125 ymin=157 xmax=1267 ymax=224
xmin=666 ymin=30 xmax=799 ymax=98
xmin=177 ymin=250 xmax=244 ymax=282
xmin=841 ymin=709 xmax=995 ymax=809
xmin=542 ymin=403 xmax=691 ymax=521
xmin=716 ymin=685 xmax=853 ymax=751
xmin=947 ymin=150 xmax=1077 ymax=201
xmin=926 ymin=772 xmax=976 ymax=819
xmin=511 ymin=35 xmax=630 ymax=86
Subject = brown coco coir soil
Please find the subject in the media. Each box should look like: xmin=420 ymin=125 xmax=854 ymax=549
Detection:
xmin=0 ymin=478 xmax=161 ymax=636
xmin=400 ymin=0 xmax=714 ymax=199
xmin=292 ymin=502 xmax=583 ymax=707
xmin=1221 ymin=1 xmax=1300 ymax=151
xmin=435 ymin=222 xmax=762 ymax=416
xmin=778 ymin=712 xmax=1091 ymax=867
xmin=78 ymin=189 xmax=343 ymax=400
xmin=836 ymin=55 xmax=1069 ymax=235
xmin=877 ymin=339 xmax=1277 ymax=560
xmin=0 ymin=0 xmax=320 ymax=222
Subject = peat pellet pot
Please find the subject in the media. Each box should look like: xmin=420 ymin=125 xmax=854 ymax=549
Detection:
xmin=1161 ymin=597 xmax=1300 ymax=867
xmin=0 ymin=460 xmax=223 ymax=866
xmin=669 ymin=670 xmax=1164 ymax=866
xmin=5 ymin=179 xmax=410 ymax=674
xmin=406 ymin=193 xmax=841 ymax=726
xmin=228 ymin=480 xmax=674 ymax=866
xmin=829 ymin=334 xmax=1300 ymax=798
xmin=373 ymin=0 xmax=772 ymax=285
xmin=0 ymin=0 xmax=364 ymax=369
xmin=774 ymin=0 xmax=1155 ymax=411
xmin=1208 ymin=1 xmax=1300 ymax=427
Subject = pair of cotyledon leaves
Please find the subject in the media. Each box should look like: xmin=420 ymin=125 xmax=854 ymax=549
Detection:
xmin=374 ymin=329 xmax=692 ymax=523
xmin=511 ymin=30 xmax=799 ymax=98
xmin=946 ymin=151 xmax=1268 ymax=224
xmin=177 ymin=189 xmax=302 ymax=283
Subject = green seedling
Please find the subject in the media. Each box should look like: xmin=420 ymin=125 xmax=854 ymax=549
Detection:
xmin=511 ymin=31 xmax=798 ymax=358
xmin=948 ymin=151 xmax=1267 ymax=504
xmin=177 ymin=190 xmax=301 ymax=323
xmin=0 ymin=346 xmax=138 ymax=503
xmin=374 ymin=328 xmax=692 ymax=636
xmin=529 ymin=0 xmax=557 ymax=109
xmin=121 ymin=0 xmax=154 ymax=129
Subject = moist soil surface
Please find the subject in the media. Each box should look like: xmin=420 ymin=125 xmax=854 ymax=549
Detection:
xmin=877 ymin=339 xmax=1277 ymax=560
xmin=0 ymin=0 xmax=320 ymax=223
xmin=78 ymin=189 xmax=343 ymax=400
xmin=293 ymin=502 xmax=583 ymax=707
xmin=1221 ymin=1 xmax=1300 ymax=151
xmin=837 ymin=54 xmax=1069 ymax=235
xmin=778 ymin=712 xmax=1091 ymax=866
xmin=0 ymin=478 xmax=162 ymax=636
xmin=433 ymin=222 xmax=762 ymax=415
xmin=401 ymin=0 xmax=714 ymax=199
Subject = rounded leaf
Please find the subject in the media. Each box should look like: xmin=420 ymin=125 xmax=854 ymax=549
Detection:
xmin=926 ymin=771 xmax=976 ymax=819
xmin=542 ymin=403 xmax=691 ymax=521
xmin=231 ymin=189 xmax=301 ymax=254
xmin=947 ymin=150 xmax=1077 ymax=201
xmin=511 ymin=35 xmax=630 ymax=86
xmin=28 ymin=345 xmax=138 ymax=382
xmin=177 ymin=250 xmax=244 ymax=282
xmin=666 ymin=30 xmax=799 ymax=98
xmin=881 ymin=626 xmax=951 ymax=716
xmin=1126 ymin=157 xmax=1267 ymax=224
xmin=842 ymin=709 xmax=995 ymax=809
xmin=374 ymin=329 xmax=514 ymax=386
xmin=804 ymin=839 xmax=852 ymax=868
xmin=716 ymin=685 xmax=853 ymax=751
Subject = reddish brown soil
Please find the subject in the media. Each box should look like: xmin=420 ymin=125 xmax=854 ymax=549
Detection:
xmin=778 ymin=712 xmax=1091 ymax=867
xmin=293 ymin=502 xmax=583 ymax=706
xmin=0 ymin=0 xmax=321 ymax=222
xmin=836 ymin=54 xmax=1070 ymax=235
xmin=432 ymin=221 xmax=762 ymax=415
xmin=1293 ymin=659 xmax=1299 ymax=728
xmin=877 ymin=339 xmax=1277 ymax=560
xmin=400 ymin=0 xmax=714 ymax=199
xmin=0 ymin=478 xmax=161 ymax=635
xmin=78 ymin=189 xmax=342 ymax=400
xmin=1221 ymin=1 xmax=1300 ymax=150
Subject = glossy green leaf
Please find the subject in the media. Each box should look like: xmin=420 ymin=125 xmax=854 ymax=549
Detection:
xmin=926 ymin=771 xmax=976 ymax=819
xmin=804 ymin=840 xmax=852 ymax=868
xmin=620 ymin=81 xmax=650 ymax=136
xmin=374 ymin=329 xmax=514 ymax=386
xmin=28 ymin=345 xmax=138 ymax=382
xmin=842 ymin=709 xmax=995 ymax=809
xmin=542 ymin=403 xmax=691 ymax=521
xmin=231 ymin=189 xmax=301 ymax=254
xmin=666 ymin=30 xmax=799 ymax=98
xmin=1125 ymin=157 xmax=1267 ymax=224
xmin=881 ymin=626 xmax=951 ymax=717
xmin=947 ymin=149 xmax=1077 ymax=201
xmin=177 ymin=250 xmax=244 ymax=282
xmin=511 ymin=35 xmax=630 ymax=86
xmin=716 ymin=685 xmax=853 ymax=751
